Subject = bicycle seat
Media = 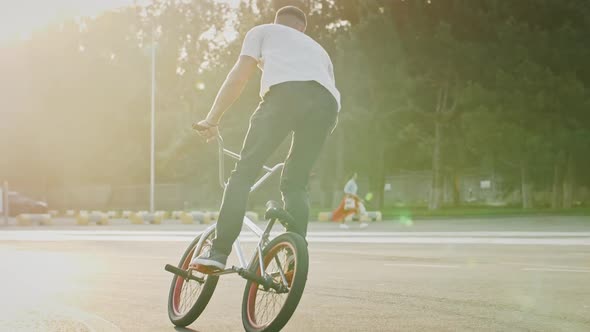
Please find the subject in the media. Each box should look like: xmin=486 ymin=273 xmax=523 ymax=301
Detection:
xmin=264 ymin=201 xmax=295 ymax=226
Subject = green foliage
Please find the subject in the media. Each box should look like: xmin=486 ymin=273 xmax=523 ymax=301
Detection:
xmin=1 ymin=0 xmax=589 ymax=209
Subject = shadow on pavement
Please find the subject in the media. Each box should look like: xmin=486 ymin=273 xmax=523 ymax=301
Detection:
xmin=174 ymin=327 xmax=201 ymax=332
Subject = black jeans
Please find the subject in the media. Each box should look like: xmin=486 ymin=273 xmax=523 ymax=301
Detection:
xmin=212 ymin=81 xmax=338 ymax=255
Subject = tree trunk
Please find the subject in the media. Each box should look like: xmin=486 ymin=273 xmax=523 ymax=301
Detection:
xmin=551 ymin=150 xmax=565 ymax=209
xmin=490 ymin=153 xmax=497 ymax=201
xmin=562 ymin=151 xmax=575 ymax=208
xmin=334 ymin=129 xmax=347 ymax=210
xmin=319 ymin=133 xmax=342 ymax=209
xmin=428 ymin=82 xmax=454 ymax=210
xmin=520 ymin=158 xmax=533 ymax=209
xmin=451 ymin=173 xmax=461 ymax=207
xmin=442 ymin=173 xmax=451 ymax=205
xmin=320 ymin=129 xmax=344 ymax=209
xmin=429 ymin=120 xmax=443 ymax=210
xmin=376 ymin=143 xmax=386 ymax=210
xmin=368 ymin=140 xmax=386 ymax=211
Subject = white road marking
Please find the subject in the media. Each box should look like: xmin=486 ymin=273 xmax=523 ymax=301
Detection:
xmin=522 ymin=267 xmax=590 ymax=273
xmin=0 ymin=230 xmax=589 ymax=245
xmin=502 ymin=262 xmax=590 ymax=270
xmin=3 ymin=230 xmax=590 ymax=237
xmin=304 ymin=237 xmax=590 ymax=245
xmin=318 ymin=231 xmax=590 ymax=237
xmin=384 ymin=263 xmax=460 ymax=269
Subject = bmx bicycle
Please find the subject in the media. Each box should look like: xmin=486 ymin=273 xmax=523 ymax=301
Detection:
xmin=164 ymin=132 xmax=309 ymax=332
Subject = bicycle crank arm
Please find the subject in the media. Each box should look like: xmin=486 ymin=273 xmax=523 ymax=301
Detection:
xmin=164 ymin=264 xmax=205 ymax=283
xmin=238 ymin=269 xmax=289 ymax=293
xmin=210 ymin=266 xmax=240 ymax=276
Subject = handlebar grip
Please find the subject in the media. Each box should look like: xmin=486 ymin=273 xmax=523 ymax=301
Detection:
xmin=192 ymin=123 xmax=211 ymax=132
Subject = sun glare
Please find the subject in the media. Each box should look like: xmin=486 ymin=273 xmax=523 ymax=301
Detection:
xmin=0 ymin=0 xmax=240 ymax=43
xmin=0 ymin=0 xmax=150 ymax=43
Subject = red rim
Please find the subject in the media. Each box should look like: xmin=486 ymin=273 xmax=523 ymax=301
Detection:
xmin=246 ymin=241 xmax=296 ymax=329
xmin=172 ymin=247 xmax=194 ymax=315
xmin=172 ymin=238 xmax=211 ymax=317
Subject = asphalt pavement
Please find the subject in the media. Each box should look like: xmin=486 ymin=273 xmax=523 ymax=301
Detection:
xmin=0 ymin=216 xmax=589 ymax=331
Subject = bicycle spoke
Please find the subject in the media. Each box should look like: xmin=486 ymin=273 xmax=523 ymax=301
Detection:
xmin=174 ymin=235 xmax=214 ymax=316
xmin=250 ymin=243 xmax=293 ymax=327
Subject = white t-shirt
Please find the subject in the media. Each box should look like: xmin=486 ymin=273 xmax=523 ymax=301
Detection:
xmin=240 ymin=24 xmax=341 ymax=111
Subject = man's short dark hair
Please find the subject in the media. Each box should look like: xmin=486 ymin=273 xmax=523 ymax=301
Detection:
xmin=276 ymin=6 xmax=307 ymax=26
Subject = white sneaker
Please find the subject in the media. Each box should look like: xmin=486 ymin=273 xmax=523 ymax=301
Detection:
xmin=359 ymin=222 xmax=369 ymax=229
xmin=189 ymin=249 xmax=227 ymax=273
xmin=339 ymin=223 xmax=350 ymax=230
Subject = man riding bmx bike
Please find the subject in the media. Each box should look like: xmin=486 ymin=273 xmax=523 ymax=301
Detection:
xmin=191 ymin=5 xmax=340 ymax=273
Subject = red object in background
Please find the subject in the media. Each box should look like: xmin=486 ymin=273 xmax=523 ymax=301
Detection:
xmin=331 ymin=195 xmax=359 ymax=222
xmin=7 ymin=192 xmax=48 ymax=217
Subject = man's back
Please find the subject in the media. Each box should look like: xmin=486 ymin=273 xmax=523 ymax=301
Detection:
xmin=241 ymin=24 xmax=340 ymax=110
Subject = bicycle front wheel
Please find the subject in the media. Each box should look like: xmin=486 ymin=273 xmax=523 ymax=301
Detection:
xmin=168 ymin=231 xmax=219 ymax=327
xmin=242 ymin=232 xmax=309 ymax=332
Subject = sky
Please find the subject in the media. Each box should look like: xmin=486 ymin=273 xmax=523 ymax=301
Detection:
xmin=0 ymin=0 xmax=237 ymax=43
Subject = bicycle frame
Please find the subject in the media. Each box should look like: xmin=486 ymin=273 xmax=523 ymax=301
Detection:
xmin=191 ymin=134 xmax=285 ymax=277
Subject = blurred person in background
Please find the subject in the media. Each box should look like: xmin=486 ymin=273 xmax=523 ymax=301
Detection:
xmin=332 ymin=172 xmax=369 ymax=229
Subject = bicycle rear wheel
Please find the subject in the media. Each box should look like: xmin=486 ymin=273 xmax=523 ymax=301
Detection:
xmin=168 ymin=231 xmax=219 ymax=327
xmin=242 ymin=232 xmax=309 ymax=332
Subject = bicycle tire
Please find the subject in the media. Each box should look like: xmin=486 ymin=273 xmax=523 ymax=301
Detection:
xmin=168 ymin=232 xmax=219 ymax=327
xmin=241 ymin=232 xmax=309 ymax=332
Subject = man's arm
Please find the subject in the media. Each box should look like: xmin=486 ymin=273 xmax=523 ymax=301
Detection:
xmin=206 ymin=55 xmax=258 ymax=124
xmin=192 ymin=55 xmax=258 ymax=139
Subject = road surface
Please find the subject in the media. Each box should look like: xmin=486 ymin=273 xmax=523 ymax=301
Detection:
xmin=0 ymin=216 xmax=589 ymax=331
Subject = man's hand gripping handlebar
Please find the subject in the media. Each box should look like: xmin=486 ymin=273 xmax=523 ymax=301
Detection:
xmin=192 ymin=119 xmax=220 ymax=143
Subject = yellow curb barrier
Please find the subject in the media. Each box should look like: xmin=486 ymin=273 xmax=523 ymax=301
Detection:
xmin=209 ymin=211 xmax=220 ymax=222
xmin=91 ymin=211 xmax=110 ymax=225
xmin=129 ymin=211 xmax=165 ymax=224
xmin=16 ymin=214 xmax=31 ymax=226
xmin=17 ymin=214 xmax=52 ymax=226
xmin=155 ymin=211 xmax=170 ymax=219
xmin=360 ymin=214 xmax=371 ymax=222
xmin=179 ymin=211 xmax=213 ymax=224
xmin=96 ymin=212 xmax=110 ymax=225
xmin=172 ymin=211 xmax=184 ymax=219
xmin=180 ymin=212 xmax=194 ymax=224
xmin=76 ymin=213 xmax=89 ymax=225
xmin=318 ymin=212 xmax=332 ymax=222
xmin=367 ymin=211 xmax=382 ymax=221
xmin=201 ymin=212 xmax=214 ymax=224
xmin=77 ymin=211 xmax=109 ymax=225
xmin=130 ymin=211 xmax=148 ymax=224
xmin=152 ymin=211 xmax=167 ymax=224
